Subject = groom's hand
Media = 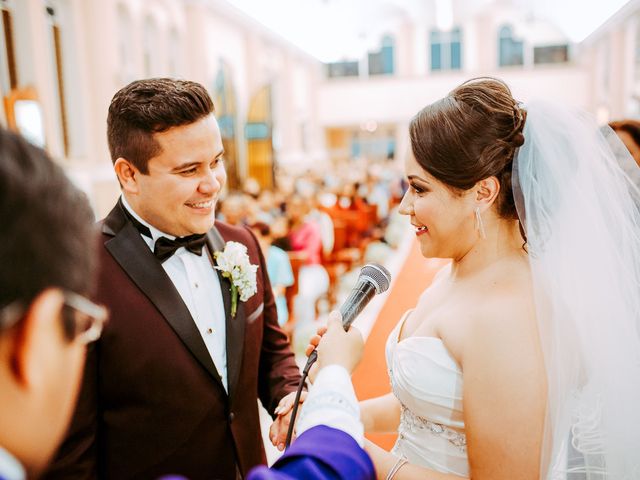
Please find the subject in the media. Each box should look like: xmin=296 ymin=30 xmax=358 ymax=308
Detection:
xmin=269 ymin=390 xmax=308 ymax=451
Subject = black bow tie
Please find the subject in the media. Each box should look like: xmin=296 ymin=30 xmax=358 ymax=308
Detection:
xmin=120 ymin=200 xmax=207 ymax=263
xmin=153 ymin=234 xmax=207 ymax=262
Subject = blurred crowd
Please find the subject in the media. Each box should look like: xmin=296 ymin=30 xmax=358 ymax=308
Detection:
xmin=216 ymin=160 xmax=408 ymax=347
xmin=213 ymin=117 xmax=640 ymax=354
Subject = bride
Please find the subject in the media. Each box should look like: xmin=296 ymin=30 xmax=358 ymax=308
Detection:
xmin=308 ymin=78 xmax=640 ymax=479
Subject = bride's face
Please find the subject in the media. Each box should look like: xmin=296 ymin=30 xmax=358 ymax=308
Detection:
xmin=399 ymin=151 xmax=477 ymax=259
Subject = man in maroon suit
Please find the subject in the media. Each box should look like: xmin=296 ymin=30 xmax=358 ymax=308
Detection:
xmin=45 ymin=79 xmax=302 ymax=480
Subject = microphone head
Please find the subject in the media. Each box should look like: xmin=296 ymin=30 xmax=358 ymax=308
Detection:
xmin=359 ymin=263 xmax=391 ymax=294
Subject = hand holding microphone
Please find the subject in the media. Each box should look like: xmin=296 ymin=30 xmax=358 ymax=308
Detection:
xmin=305 ymin=311 xmax=364 ymax=383
xmin=285 ymin=263 xmax=391 ymax=448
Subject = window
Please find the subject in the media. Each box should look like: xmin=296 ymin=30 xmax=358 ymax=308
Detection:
xmin=430 ymin=30 xmax=442 ymax=70
xmin=213 ymin=62 xmax=240 ymax=189
xmin=430 ymin=27 xmax=462 ymax=71
xmin=450 ymin=28 xmax=461 ymax=69
xmin=498 ymin=25 xmax=524 ymax=67
xmin=350 ymin=129 xmax=396 ymax=162
xmin=326 ymin=60 xmax=359 ymax=78
xmin=368 ymin=35 xmax=394 ymax=75
xmin=533 ymin=45 xmax=569 ymax=65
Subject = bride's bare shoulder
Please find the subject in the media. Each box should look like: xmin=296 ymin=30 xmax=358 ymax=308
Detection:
xmin=480 ymin=254 xmax=533 ymax=303
xmin=464 ymin=257 xmax=538 ymax=351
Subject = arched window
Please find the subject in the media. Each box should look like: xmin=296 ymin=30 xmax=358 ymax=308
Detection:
xmin=213 ymin=62 xmax=240 ymax=188
xmin=499 ymin=24 xmax=524 ymax=67
xmin=245 ymin=84 xmax=274 ymax=188
xmin=368 ymin=34 xmax=394 ymax=75
xmin=430 ymin=28 xmax=462 ymax=71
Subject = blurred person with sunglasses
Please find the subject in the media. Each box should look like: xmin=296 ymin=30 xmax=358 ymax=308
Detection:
xmin=0 ymin=128 xmax=104 ymax=480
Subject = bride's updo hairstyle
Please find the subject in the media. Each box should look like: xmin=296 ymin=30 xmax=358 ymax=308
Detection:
xmin=409 ymin=77 xmax=526 ymax=221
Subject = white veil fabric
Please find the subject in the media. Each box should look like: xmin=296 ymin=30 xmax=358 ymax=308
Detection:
xmin=513 ymin=101 xmax=640 ymax=479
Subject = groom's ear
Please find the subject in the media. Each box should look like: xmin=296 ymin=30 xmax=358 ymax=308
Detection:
xmin=474 ymin=176 xmax=500 ymax=209
xmin=114 ymin=158 xmax=140 ymax=194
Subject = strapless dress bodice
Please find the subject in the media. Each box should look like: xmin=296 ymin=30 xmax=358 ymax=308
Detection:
xmin=385 ymin=310 xmax=469 ymax=476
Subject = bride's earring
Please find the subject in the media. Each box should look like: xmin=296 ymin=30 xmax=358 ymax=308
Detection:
xmin=475 ymin=207 xmax=486 ymax=239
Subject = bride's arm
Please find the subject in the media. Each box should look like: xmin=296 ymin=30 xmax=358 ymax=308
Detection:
xmin=365 ymin=440 xmax=467 ymax=480
xmin=359 ymin=393 xmax=401 ymax=433
xmin=459 ymin=294 xmax=545 ymax=479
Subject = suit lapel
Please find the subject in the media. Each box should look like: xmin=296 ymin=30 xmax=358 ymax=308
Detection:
xmin=103 ymin=204 xmax=225 ymax=390
xmin=207 ymin=226 xmax=246 ymax=401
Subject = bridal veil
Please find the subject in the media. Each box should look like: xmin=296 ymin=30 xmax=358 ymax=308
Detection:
xmin=513 ymin=101 xmax=640 ymax=479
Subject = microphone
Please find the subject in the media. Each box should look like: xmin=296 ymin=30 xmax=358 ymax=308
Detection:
xmin=284 ymin=263 xmax=391 ymax=449
xmin=339 ymin=263 xmax=392 ymax=330
xmin=306 ymin=263 xmax=391 ymax=365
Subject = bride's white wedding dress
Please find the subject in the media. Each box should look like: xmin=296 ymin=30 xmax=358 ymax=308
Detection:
xmin=386 ymin=309 xmax=469 ymax=476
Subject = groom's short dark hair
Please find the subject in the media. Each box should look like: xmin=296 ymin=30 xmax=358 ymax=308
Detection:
xmin=107 ymin=78 xmax=215 ymax=174
xmin=0 ymin=128 xmax=96 ymax=311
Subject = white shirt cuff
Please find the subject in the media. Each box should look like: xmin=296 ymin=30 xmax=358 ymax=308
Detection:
xmin=297 ymin=364 xmax=364 ymax=446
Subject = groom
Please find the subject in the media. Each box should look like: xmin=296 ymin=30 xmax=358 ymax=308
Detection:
xmin=45 ymin=78 xmax=302 ymax=480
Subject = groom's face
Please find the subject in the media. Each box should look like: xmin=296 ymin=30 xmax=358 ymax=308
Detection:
xmin=130 ymin=114 xmax=226 ymax=237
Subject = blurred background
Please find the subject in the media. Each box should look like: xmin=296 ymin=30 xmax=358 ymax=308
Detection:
xmin=0 ymin=0 xmax=634 ymax=215
xmin=3 ymin=0 xmax=637 ymax=459
xmin=2 ymin=0 xmax=635 ymax=329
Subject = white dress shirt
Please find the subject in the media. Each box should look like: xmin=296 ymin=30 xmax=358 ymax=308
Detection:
xmin=121 ymin=196 xmax=228 ymax=391
xmin=297 ymin=364 xmax=364 ymax=446
xmin=0 ymin=446 xmax=25 ymax=480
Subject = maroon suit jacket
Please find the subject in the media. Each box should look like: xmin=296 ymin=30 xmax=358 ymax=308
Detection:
xmin=44 ymin=202 xmax=302 ymax=480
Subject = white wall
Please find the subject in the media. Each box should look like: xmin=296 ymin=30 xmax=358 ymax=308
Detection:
xmin=317 ymin=66 xmax=590 ymax=127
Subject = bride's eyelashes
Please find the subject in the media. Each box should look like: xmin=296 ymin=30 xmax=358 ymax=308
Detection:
xmin=410 ymin=183 xmax=430 ymax=195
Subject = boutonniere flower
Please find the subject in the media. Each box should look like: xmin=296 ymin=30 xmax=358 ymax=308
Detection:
xmin=214 ymin=241 xmax=258 ymax=317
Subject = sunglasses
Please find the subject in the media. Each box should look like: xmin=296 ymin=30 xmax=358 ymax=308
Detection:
xmin=0 ymin=291 xmax=108 ymax=345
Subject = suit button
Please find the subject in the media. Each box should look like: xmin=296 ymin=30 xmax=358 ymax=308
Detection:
xmin=229 ymin=412 xmax=235 ymax=423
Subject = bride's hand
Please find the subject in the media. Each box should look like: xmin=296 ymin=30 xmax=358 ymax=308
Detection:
xmin=307 ymin=311 xmax=364 ymax=378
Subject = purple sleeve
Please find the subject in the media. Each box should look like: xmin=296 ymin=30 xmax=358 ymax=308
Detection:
xmin=247 ymin=426 xmax=375 ymax=480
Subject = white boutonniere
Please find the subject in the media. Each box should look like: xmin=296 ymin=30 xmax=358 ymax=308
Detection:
xmin=214 ymin=241 xmax=258 ymax=318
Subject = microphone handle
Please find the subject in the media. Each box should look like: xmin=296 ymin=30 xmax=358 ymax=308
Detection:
xmin=339 ymin=281 xmax=377 ymax=329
